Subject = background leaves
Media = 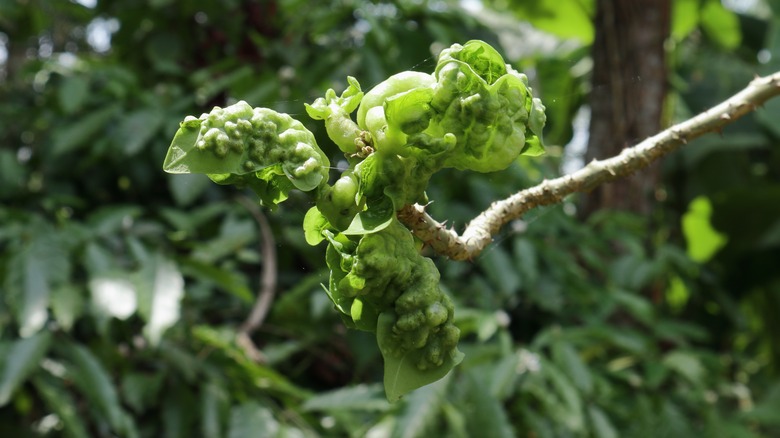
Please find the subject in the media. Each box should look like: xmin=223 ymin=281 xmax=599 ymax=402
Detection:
xmin=1 ymin=0 xmax=780 ymax=436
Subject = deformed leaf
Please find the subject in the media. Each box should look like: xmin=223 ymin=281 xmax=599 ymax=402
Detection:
xmin=163 ymin=101 xmax=329 ymax=207
xmin=377 ymin=312 xmax=464 ymax=402
xmin=342 ymin=195 xmax=395 ymax=236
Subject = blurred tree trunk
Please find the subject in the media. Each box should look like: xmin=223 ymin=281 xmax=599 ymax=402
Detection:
xmin=582 ymin=0 xmax=671 ymax=215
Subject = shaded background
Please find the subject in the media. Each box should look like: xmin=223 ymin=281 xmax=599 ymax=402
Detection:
xmin=2 ymin=0 xmax=780 ymax=436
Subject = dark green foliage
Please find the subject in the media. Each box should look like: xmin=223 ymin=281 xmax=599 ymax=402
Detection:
xmin=2 ymin=0 xmax=780 ymax=436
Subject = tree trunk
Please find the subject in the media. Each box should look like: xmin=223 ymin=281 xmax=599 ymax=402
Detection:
xmin=582 ymin=0 xmax=671 ymax=215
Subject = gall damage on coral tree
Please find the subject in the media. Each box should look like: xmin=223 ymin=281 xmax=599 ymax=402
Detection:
xmin=162 ymin=40 xmax=546 ymax=401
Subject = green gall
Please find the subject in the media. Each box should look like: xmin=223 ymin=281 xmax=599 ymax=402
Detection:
xmin=331 ymin=173 xmax=359 ymax=209
xmin=424 ymin=301 xmax=449 ymax=327
xmin=357 ymin=71 xmax=435 ymax=130
xmin=163 ymin=101 xmax=329 ymax=207
xmin=306 ymin=76 xmax=364 ymax=154
xmin=165 ymin=40 xmax=547 ymax=402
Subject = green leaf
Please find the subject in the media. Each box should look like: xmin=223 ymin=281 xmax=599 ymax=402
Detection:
xmin=65 ymin=343 xmax=127 ymax=434
xmin=441 ymin=402 xmax=468 ymax=438
xmin=462 ymin=369 xmax=515 ymax=438
xmin=135 ymin=254 xmax=184 ymax=346
xmin=672 ymin=0 xmax=700 ymax=40
xmin=178 ymin=258 xmax=253 ymax=303
xmin=682 ymin=196 xmax=727 ymax=262
xmin=486 ymin=350 xmax=521 ymax=400
xmin=588 ymin=405 xmax=618 ymax=438
xmin=377 ymin=312 xmax=464 ymax=402
xmin=86 ymin=205 xmax=143 ymax=237
xmin=168 ymin=173 xmax=212 ymax=207
xmin=342 ymin=195 xmax=395 ymax=236
xmin=303 ymin=206 xmax=329 ymax=245
xmin=117 ymin=108 xmax=165 ymax=156
xmin=541 ymin=358 xmax=585 ymax=431
xmin=50 ymin=285 xmax=84 ymax=332
xmin=0 ymin=331 xmax=51 ymax=406
xmin=0 ymin=148 xmax=26 ymax=197
xmin=33 ymin=375 xmax=90 ymax=438
xmin=201 ymin=381 xmax=229 ymax=438
xmin=700 ymin=0 xmax=741 ymax=50
xmin=501 ymin=0 xmax=594 ymax=44
xmin=612 ymin=289 xmax=654 ymax=325
xmin=19 ymin=247 xmax=51 ymax=337
xmin=227 ymin=402 xmax=279 ymax=438
xmin=390 ymin=376 xmax=449 ymax=438
xmin=662 ymin=350 xmax=705 ymax=386
xmin=302 ymin=384 xmax=389 ymax=412
xmin=162 ymin=384 xmax=197 ymax=438
xmin=191 ymin=215 xmax=256 ymax=264
xmin=552 ymin=341 xmax=593 ymax=396
xmin=58 ymin=74 xmax=90 ymax=115
xmin=514 ymin=237 xmax=539 ymax=284
xmin=4 ymin=228 xmax=71 ymax=338
xmin=52 ymin=105 xmax=120 ymax=155
xmin=121 ymin=372 xmax=165 ymax=413
xmin=192 ymin=326 xmax=310 ymax=399
xmin=478 ymin=246 xmax=521 ymax=297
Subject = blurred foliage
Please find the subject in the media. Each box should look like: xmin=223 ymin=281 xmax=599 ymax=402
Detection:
xmin=1 ymin=0 xmax=779 ymax=436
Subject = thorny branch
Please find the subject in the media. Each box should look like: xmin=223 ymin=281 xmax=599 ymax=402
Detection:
xmin=236 ymin=195 xmax=278 ymax=363
xmin=398 ymin=72 xmax=780 ymax=261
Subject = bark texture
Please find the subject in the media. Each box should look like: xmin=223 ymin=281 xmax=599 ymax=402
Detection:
xmin=582 ymin=0 xmax=671 ymax=215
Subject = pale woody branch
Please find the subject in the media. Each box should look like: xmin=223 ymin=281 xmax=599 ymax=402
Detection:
xmin=398 ymin=72 xmax=780 ymax=261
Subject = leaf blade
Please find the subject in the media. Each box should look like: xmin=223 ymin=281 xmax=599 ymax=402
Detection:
xmin=0 ymin=331 xmax=52 ymax=406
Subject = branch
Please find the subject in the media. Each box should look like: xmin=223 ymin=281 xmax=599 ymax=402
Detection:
xmin=399 ymin=71 xmax=780 ymax=261
xmin=236 ymin=195 xmax=278 ymax=363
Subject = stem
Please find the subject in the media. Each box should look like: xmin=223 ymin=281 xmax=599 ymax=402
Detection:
xmin=398 ymin=71 xmax=780 ymax=261
xmin=236 ymin=195 xmax=278 ymax=363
